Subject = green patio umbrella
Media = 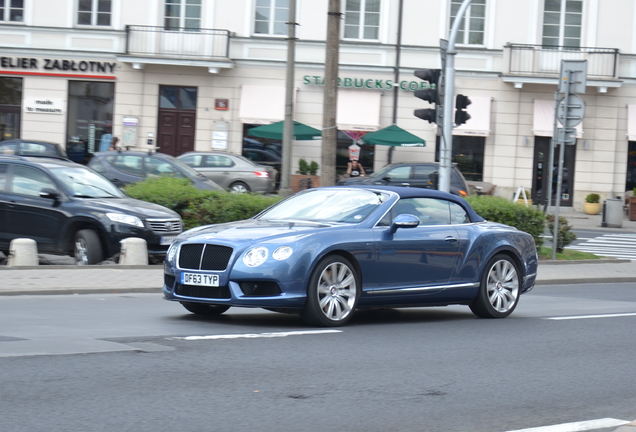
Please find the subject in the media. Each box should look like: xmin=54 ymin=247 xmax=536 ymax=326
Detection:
xmin=247 ymin=121 xmax=322 ymax=141
xmin=361 ymin=124 xmax=425 ymax=147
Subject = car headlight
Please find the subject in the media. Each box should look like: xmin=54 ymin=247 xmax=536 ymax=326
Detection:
xmin=166 ymin=242 xmax=179 ymax=262
xmin=106 ymin=213 xmax=144 ymax=228
xmin=273 ymin=246 xmax=293 ymax=261
xmin=243 ymin=246 xmax=269 ymax=267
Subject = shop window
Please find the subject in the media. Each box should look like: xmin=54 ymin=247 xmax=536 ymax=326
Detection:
xmin=254 ymin=0 xmax=288 ymax=36
xmin=66 ymin=81 xmax=115 ymax=164
xmin=344 ymin=0 xmax=380 ymax=40
xmin=165 ymin=0 xmax=201 ymax=31
xmin=0 ymin=77 xmax=22 ymax=142
xmin=77 ymin=0 xmax=111 ymax=26
xmin=435 ymin=135 xmax=485 ymax=181
xmin=159 ymin=86 xmax=197 ymax=109
xmin=0 ymin=0 xmax=24 ymax=22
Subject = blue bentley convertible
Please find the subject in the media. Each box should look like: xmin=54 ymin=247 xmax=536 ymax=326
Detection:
xmin=163 ymin=186 xmax=538 ymax=326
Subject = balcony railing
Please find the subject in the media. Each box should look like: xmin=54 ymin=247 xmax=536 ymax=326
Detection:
xmin=125 ymin=25 xmax=230 ymax=60
xmin=506 ymin=44 xmax=619 ymax=80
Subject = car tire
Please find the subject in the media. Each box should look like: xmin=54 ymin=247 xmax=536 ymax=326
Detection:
xmin=229 ymin=181 xmax=250 ymax=193
xmin=470 ymin=253 xmax=520 ymax=319
xmin=180 ymin=302 xmax=230 ymax=316
xmin=301 ymin=255 xmax=360 ymax=327
xmin=74 ymin=229 xmax=104 ymax=266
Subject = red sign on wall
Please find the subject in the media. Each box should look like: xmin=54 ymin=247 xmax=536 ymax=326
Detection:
xmin=215 ymin=99 xmax=229 ymax=110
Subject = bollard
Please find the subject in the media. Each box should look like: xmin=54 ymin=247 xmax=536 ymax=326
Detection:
xmin=119 ymin=238 xmax=148 ymax=265
xmin=8 ymin=238 xmax=39 ymax=267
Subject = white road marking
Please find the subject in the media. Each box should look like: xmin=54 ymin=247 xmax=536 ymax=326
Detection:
xmin=503 ymin=418 xmax=629 ymax=432
xmin=546 ymin=312 xmax=636 ymax=320
xmin=174 ymin=330 xmax=342 ymax=341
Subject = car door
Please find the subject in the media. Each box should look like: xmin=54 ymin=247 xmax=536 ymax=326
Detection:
xmin=371 ymin=197 xmax=461 ymax=299
xmin=201 ymin=155 xmax=236 ymax=189
xmin=108 ymin=154 xmax=145 ymax=186
xmin=370 ymin=165 xmax=413 ymax=187
xmin=4 ymin=164 xmax=67 ymax=253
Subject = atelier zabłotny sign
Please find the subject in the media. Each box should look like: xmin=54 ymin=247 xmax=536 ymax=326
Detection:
xmin=0 ymin=56 xmax=117 ymax=73
xmin=302 ymin=75 xmax=433 ymax=91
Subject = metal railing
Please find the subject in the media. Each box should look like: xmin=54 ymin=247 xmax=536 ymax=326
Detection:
xmin=506 ymin=44 xmax=619 ymax=79
xmin=125 ymin=25 xmax=231 ymax=60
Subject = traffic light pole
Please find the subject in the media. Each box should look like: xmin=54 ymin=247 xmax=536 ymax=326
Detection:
xmin=440 ymin=0 xmax=471 ymax=193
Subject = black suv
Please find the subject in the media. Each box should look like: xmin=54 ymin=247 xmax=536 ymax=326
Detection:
xmin=0 ymin=155 xmax=183 ymax=265
xmin=338 ymin=162 xmax=470 ymax=197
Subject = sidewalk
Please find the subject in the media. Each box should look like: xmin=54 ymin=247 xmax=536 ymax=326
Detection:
xmin=2 ymin=207 xmax=636 ymax=296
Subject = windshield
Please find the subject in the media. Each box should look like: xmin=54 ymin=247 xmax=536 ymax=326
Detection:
xmin=258 ymin=189 xmax=388 ymax=223
xmin=49 ymin=166 xmax=124 ymax=198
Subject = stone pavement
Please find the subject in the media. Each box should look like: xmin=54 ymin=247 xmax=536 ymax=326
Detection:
xmin=2 ymin=207 xmax=636 ymax=296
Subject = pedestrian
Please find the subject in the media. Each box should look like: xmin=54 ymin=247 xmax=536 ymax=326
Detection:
xmin=346 ymin=159 xmax=366 ymax=177
xmin=109 ymin=136 xmax=120 ymax=151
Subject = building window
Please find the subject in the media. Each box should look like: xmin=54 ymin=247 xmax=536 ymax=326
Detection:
xmin=0 ymin=0 xmax=24 ymax=22
xmin=66 ymin=81 xmax=115 ymax=163
xmin=254 ymin=0 xmax=288 ymax=36
xmin=0 ymin=77 xmax=22 ymax=142
xmin=344 ymin=0 xmax=380 ymax=40
xmin=435 ymin=136 xmax=485 ymax=182
xmin=450 ymin=0 xmax=485 ymax=45
xmin=77 ymin=0 xmax=111 ymax=26
xmin=165 ymin=0 xmax=201 ymax=31
xmin=542 ymin=0 xmax=582 ymax=47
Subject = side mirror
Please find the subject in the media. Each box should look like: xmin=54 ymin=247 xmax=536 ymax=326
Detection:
xmin=389 ymin=214 xmax=420 ymax=234
xmin=39 ymin=188 xmax=60 ymax=200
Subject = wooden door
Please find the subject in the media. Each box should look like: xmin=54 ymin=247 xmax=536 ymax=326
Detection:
xmin=157 ymin=109 xmax=195 ymax=157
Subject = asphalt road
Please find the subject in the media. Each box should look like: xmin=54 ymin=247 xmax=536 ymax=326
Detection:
xmin=1 ymin=283 xmax=635 ymax=432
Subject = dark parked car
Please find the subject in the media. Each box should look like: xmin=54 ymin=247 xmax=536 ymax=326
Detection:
xmin=0 ymin=139 xmax=69 ymax=159
xmin=177 ymin=151 xmax=276 ymax=193
xmin=241 ymin=148 xmax=281 ymax=186
xmin=163 ymin=186 xmax=538 ymax=326
xmin=338 ymin=162 xmax=470 ymax=197
xmin=87 ymin=150 xmax=223 ymax=191
xmin=0 ymin=155 xmax=183 ymax=265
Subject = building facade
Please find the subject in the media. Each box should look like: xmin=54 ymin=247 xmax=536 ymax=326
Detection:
xmin=1 ymin=0 xmax=635 ymax=208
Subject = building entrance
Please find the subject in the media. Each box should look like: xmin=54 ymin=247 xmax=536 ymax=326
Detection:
xmin=532 ymin=136 xmax=577 ymax=207
xmin=157 ymin=86 xmax=197 ymax=157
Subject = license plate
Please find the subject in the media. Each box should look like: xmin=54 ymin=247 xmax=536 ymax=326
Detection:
xmin=181 ymin=273 xmax=220 ymax=287
xmin=160 ymin=236 xmax=178 ymax=245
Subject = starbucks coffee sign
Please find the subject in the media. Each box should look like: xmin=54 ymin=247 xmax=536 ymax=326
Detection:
xmin=302 ymin=75 xmax=433 ymax=91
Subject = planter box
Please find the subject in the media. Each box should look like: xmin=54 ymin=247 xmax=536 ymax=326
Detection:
xmin=291 ymin=175 xmax=321 ymax=194
xmin=629 ymin=197 xmax=636 ymax=221
xmin=583 ymin=202 xmax=601 ymax=215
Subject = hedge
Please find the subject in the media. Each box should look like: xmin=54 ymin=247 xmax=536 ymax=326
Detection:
xmin=124 ymin=177 xmax=281 ymax=230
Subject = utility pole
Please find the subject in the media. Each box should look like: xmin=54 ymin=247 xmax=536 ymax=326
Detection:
xmin=321 ymin=0 xmax=341 ymax=187
xmin=440 ymin=0 xmax=472 ymax=193
xmin=388 ymin=0 xmax=404 ymax=165
xmin=279 ymin=0 xmax=297 ymax=197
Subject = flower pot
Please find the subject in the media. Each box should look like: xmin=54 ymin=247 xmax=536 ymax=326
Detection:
xmin=291 ymin=174 xmax=321 ymax=194
xmin=583 ymin=202 xmax=601 ymax=215
xmin=516 ymin=199 xmax=533 ymax=206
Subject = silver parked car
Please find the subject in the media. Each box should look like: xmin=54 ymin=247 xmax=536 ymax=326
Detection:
xmin=177 ymin=151 xmax=277 ymax=193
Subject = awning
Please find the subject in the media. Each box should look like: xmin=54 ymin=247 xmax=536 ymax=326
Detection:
xmin=337 ymin=90 xmax=381 ymax=131
xmin=453 ymin=96 xmax=492 ymax=137
xmin=533 ymin=99 xmax=583 ymax=138
xmin=248 ymin=121 xmax=321 ymax=140
xmin=239 ymin=85 xmax=286 ymax=124
xmin=628 ymin=105 xmax=636 ymax=141
xmin=362 ymin=124 xmax=425 ymax=146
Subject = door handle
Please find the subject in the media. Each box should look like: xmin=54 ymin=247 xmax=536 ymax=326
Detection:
xmin=444 ymin=236 xmax=458 ymax=243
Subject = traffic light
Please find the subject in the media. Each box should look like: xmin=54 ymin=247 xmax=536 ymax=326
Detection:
xmin=454 ymin=94 xmax=471 ymax=126
xmin=413 ymin=69 xmax=443 ymax=126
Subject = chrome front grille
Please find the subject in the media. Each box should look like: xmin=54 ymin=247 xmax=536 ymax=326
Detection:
xmin=147 ymin=218 xmax=182 ymax=233
xmin=179 ymin=243 xmax=233 ymax=271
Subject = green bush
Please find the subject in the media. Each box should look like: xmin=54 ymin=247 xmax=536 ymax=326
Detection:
xmin=298 ymin=158 xmax=309 ymax=175
xmin=124 ymin=177 xmax=281 ymax=230
xmin=124 ymin=177 xmax=214 ymax=214
xmin=547 ymin=215 xmax=577 ymax=252
xmin=585 ymin=193 xmax=600 ymax=203
xmin=308 ymin=161 xmax=319 ymax=175
xmin=182 ymin=192 xmax=282 ymax=229
xmin=465 ymin=195 xmax=546 ymax=247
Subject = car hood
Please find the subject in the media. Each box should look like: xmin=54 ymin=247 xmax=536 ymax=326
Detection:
xmin=75 ymin=197 xmax=180 ymax=219
xmin=181 ymin=219 xmax=338 ymax=245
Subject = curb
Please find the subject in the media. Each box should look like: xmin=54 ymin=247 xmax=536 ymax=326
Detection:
xmin=615 ymin=420 xmax=636 ymax=432
xmin=0 ymin=287 xmax=162 ymax=296
xmin=539 ymin=259 xmax=632 ymax=265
